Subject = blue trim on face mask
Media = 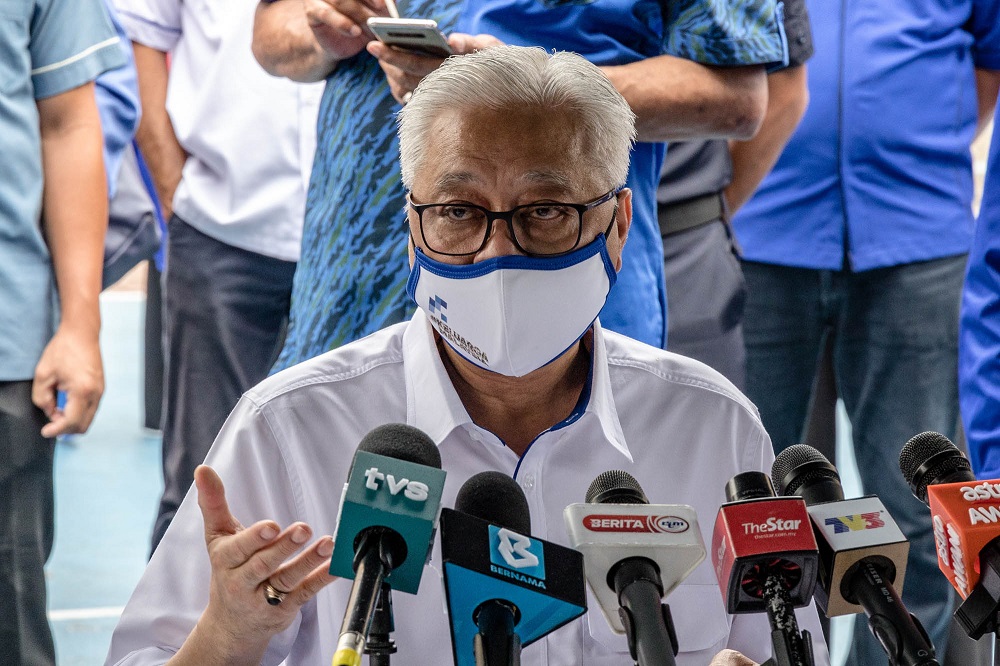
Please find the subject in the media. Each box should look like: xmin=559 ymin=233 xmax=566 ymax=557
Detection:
xmin=406 ymin=234 xmax=618 ymax=306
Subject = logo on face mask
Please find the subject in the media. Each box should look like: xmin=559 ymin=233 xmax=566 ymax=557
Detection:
xmin=428 ymin=295 xmax=448 ymax=322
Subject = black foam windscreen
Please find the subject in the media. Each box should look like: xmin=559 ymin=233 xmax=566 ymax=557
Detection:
xmin=725 ymin=470 xmax=775 ymax=502
xmin=357 ymin=423 xmax=442 ymax=469
xmin=456 ymin=471 xmax=531 ymax=535
xmin=585 ymin=469 xmax=648 ymax=505
xmin=898 ymin=431 xmax=974 ymax=503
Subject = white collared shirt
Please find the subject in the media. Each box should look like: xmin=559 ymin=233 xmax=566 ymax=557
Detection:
xmin=114 ymin=0 xmax=322 ymax=261
xmin=106 ymin=311 xmax=830 ymax=666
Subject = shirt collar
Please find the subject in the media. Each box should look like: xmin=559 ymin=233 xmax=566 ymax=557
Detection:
xmin=402 ymin=310 xmax=632 ymax=462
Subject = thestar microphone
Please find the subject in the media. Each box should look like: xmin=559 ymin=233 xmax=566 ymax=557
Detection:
xmin=329 ymin=424 xmax=447 ymax=666
xmin=899 ymin=431 xmax=1000 ymax=639
xmin=564 ymin=470 xmax=705 ymax=666
xmin=440 ymin=471 xmax=587 ymax=666
xmin=774 ymin=445 xmax=938 ymax=666
xmin=712 ymin=471 xmax=818 ymax=666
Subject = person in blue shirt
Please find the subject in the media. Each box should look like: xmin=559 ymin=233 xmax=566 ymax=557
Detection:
xmin=731 ymin=1 xmax=1000 ymax=662
xmin=0 ymin=1 xmax=125 ymax=663
xmin=961 ymin=107 xmax=1000 ymax=481
xmin=252 ymin=0 xmax=786 ymax=373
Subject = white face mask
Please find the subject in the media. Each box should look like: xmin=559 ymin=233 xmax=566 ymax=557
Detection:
xmin=407 ymin=235 xmax=617 ymax=377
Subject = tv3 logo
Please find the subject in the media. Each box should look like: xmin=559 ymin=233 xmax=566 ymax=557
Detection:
xmin=824 ymin=511 xmax=884 ymax=534
xmin=489 ymin=526 xmax=546 ymax=580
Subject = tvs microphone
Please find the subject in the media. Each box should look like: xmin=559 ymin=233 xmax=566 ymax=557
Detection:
xmin=899 ymin=431 xmax=1000 ymax=639
xmin=329 ymin=424 xmax=447 ymax=666
xmin=563 ymin=469 xmax=705 ymax=666
xmin=440 ymin=471 xmax=587 ymax=666
xmin=774 ymin=444 xmax=938 ymax=666
xmin=712 ymin=471 xmax=818 ymax=666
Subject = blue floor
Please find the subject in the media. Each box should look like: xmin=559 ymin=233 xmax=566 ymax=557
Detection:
xmin=46 ymin=293 xmax=857 ymax=665
xmin=48 ymin=294 xmax=162 ymax=665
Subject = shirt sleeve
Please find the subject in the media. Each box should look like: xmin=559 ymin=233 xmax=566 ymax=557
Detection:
xmin=662 ymin=0 xmax=788 ymax=68
xmin=29 ymin=0 xmax=127 ymax=99
xmin=95 ymin=0 xmax=141 ymax=195
xmin=104 ymin=397 xmax=314 ymax=666
xmin=112 ymin=0 xmax=183 ymax=52
xmin=971 ymin=0 xmax=1000 ymax=70
xmin=960 ymin=121 xmax=1000 ymax=478
xmin=780 ymin=0 xmax=813 ymax=69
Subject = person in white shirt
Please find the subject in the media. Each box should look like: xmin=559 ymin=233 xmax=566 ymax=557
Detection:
xmin=105 ymin=46 xmax=829 ymax=666
xmin=113 ymin=0 xmax=323 ymax=551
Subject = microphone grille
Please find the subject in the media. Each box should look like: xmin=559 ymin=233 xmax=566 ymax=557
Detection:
xmin=585 ymin=470 xmax=649 ymax=505
xmin=898 ymin=431 xmax=972 ymax=502
xmin=771 ymin=444 xmax=840 ymax=495
xmin=357 ymin=423 xmax=442 ymax=469
xmin=456 ymin=471 xmax=531 ymax=535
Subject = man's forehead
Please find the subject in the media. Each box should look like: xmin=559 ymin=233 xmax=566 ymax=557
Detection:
xmin=431 ymin=169 xmax=577 ymax=192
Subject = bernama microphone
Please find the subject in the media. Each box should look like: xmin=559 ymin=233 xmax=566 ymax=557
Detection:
xmin=564 ymin=469 xmax=706 ymax=666
xmin=712 ymin=471 xmax=818 ymax=666
xmin=329 ymin=424 xmax=447 ymax=666
xmin=774 ymin=444 xmax=938 ymax=666
xmin=440 ymin=471 xmax=587 ymax=666
xmin=899 ymin=431 xmax=1000 ymax=639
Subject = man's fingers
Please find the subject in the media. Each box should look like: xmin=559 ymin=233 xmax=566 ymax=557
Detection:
xmin=288 ymin=550 xmax=340 ymax=606
xmin=195 ymin=466 xmax=250 ymax=544
xmin=266 ymin=535 xmax=335 ymax=596
xmin=709 ymin=649 xmax=758 ymax=666
xmin=240 ymin=522 xmax=315 ymax=587
xmin=304 ymin=0 xmax=363 ymax=38
xmin=31 ymin=370 xmax=56 ymax=419
xmin=367 ymin=42 xmax=443 ymax=77
xmin=41 ymin=388 xmax=100 ymax=437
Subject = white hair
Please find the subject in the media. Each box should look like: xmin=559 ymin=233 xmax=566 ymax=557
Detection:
xmin=397 ymin=45 xmax=636 ymax=190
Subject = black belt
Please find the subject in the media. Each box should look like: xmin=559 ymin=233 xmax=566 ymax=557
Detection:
xmin=658 ymin=192 xmax=727 ymax=236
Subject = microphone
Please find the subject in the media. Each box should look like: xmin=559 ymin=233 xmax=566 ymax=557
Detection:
xmin=329 ymin=424 xmax=447 ymax=666
xmin=712 ymin=471 xmax=818 ymax=666
xmin=564 ymin=469 xmax=705 ymax=666
xmin=440 ymin=471 xmax=587 ymax=666
xmin=899 ymin=431 xmax=1000 ymax=639
xmin=774 ymin=444 xmax=938 ymax=666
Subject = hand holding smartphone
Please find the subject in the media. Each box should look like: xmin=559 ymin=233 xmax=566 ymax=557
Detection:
xmin=367 ymin=18 xmax=453 ymax=58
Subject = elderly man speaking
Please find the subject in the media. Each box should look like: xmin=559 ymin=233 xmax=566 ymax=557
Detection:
xmin=105 ymin=46 xmax=827 ymax=666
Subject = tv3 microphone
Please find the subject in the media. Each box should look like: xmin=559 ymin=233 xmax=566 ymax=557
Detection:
xmin=328 ymin=424 xmax=447 ymax=666
xmin=712 ymin=471 xmax=818 ymax=666
xmin=564 ymin=469 xmax=705 ymax=666
xmin=774 ymin=444 xmax=938 ymax=666
xmin=899 ymin=431 xmax=1000 ymax=639
xmin=440 ymin=471 xmax=587 ymax=666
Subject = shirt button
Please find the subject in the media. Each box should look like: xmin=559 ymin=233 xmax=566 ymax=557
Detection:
xmin=522 ymin=475 xmax=535 ymax=489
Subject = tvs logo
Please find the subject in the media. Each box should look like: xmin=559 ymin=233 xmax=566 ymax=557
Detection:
xmin=362 ymin=467 xmax=430 ymax=502
xmin=582 ymin=514 xmax=690 ymax=533
xmin=428 ymin=295 xmax=448 ymax=322
xmin=489 ymin=526 xmax=547 ymax=585
xmin=824 ymin=512 xmax=885 ymax=534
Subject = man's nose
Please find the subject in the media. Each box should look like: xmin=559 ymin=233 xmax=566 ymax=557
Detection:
xmin=474 ymin=218 xmax=522 ymax=261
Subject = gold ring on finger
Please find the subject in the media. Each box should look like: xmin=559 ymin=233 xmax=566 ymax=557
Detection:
xmin=264 ymin=582 xmax=290 ymax=606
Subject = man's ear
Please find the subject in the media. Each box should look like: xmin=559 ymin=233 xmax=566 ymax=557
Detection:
xmin=407 ymin=230 xmax=417 ymax=267
xmin=611 ymin=188 xmax=632 ymax=272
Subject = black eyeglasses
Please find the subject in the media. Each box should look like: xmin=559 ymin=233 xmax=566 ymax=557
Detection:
xmin=407 ymin=189 xmax=618 ymax=257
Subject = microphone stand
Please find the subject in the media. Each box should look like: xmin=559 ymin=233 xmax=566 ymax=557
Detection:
xmin=760 ymin=575 xmax=814 ymax=666
xmin=472 ymin=600 xmax=521 ymax=666
xmin=952 ymin=539 xmax=1000 ymax=664
xmin=365 ymin=582 xmax=397 ymax=666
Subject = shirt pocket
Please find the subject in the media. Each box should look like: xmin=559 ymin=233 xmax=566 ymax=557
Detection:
xmin=0 ymin=5 xmax=29 ymax=95
xmin=586 ymin=583 xmax=731 ymax=660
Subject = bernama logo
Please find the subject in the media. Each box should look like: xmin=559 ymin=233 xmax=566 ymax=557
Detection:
xmin=583 ymin=515 xmax=690 ymax=533
xmin=741 ymin=517 xmax=801 ymax=535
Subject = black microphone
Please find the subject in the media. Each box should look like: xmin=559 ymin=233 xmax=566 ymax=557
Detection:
xmin=774 ymin=444 xmax=938 ymax=666
xmin=564 ymin=470 xmax=706 ymax=666
xmin=899 ymin=432 xmax=1000 ymax=639
xmin=330 ymin=424 xmax=446 ymax=666
xmin=440 ymin=471 xmax=587 ymax=666
xmin=712 ymin=471 xmax=818 ymax=666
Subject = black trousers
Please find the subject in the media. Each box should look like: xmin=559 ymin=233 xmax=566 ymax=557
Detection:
xmin=0 ymin=380 xmax=55 ymax=666
xmin=151 ymin=216 xmax=296 ymax=553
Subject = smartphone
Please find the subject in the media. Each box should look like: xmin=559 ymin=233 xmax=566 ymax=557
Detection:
xmin=367 ymin=18 xmax=453 ymax=58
